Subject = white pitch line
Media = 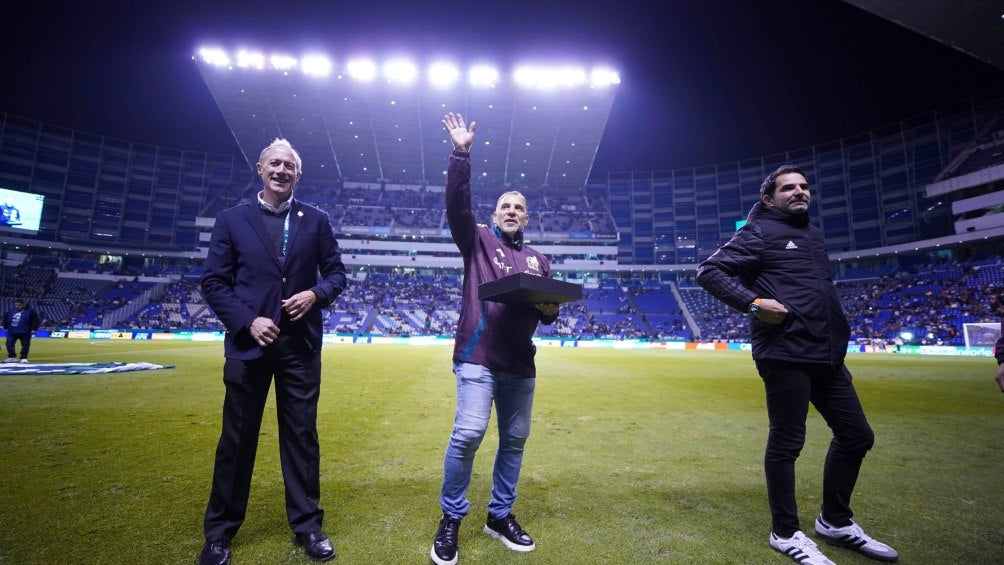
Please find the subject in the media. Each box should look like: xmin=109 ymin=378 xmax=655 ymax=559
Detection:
xmin=29 ymin=344 xmax=220 ymax=362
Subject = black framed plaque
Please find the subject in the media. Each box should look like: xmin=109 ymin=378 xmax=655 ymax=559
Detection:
xmin=478 ymin=272 xmax=582 ymax=305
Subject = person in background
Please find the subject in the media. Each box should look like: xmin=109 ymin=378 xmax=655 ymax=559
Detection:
xmin=430 ymin=113 xmax=560 ymax=565
xmin=198 ymin=138 xmax=347 ymax=565
xmin=697 ymin=165 xmax=898 ymax=565
xmin=3 ymin=298 xmax=40 ymax=363
xmin=0 ymin=196 xmax=21 ymax=226
xmin=995 ymin=310 xmax=1004 ymax=393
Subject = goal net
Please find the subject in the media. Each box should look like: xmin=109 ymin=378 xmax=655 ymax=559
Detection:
xmin=963 ymin=322 xmax=1002 ymax=351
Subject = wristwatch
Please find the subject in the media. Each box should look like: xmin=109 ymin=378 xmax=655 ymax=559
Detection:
xmin=748 ymin=298 xmax=762 ymax=315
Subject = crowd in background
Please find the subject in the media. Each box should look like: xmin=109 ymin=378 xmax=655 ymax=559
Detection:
xmin=1 ymin=253 xmax=1000 ymax=347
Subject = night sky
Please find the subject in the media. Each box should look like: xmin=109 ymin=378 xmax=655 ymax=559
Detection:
xmin=4 ymin=0 xmax=1003 ymax=179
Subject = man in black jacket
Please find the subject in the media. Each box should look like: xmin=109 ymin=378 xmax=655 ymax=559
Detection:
xmin=995 ymin=317 xmax=1004 ymax=393
xmin=3 ymin=298 xmax=40 ymax=363
xmin=698 ymin=165 xmax=898 ymax=565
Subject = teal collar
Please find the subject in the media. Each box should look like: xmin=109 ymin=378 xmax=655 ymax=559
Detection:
xmin=492 ymin=224 xmax=523 ymax=249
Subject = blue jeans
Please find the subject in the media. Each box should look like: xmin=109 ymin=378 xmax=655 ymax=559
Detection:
xmin=440 ymin=362 xmax=535 ymax=520
xmin=755 ymin=360 xmax=875 ymax=538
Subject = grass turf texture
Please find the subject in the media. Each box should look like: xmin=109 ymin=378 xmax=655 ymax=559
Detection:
xmin=0 ymin=340 xmax=1001 ymax=564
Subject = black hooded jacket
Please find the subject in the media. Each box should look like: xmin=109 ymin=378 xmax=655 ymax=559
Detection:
xmin=697 ymin=202 xmax=850 ymax=366
xmin=996 ymin=329 xmax=1004 ymax=366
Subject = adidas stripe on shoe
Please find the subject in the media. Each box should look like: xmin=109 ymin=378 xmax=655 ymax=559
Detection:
xmin=769 ymin=531 xmax=836 ymax=565
xmin=814 ymin=515 xmax=898 ymax=562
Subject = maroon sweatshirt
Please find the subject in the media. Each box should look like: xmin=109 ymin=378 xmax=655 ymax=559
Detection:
xmin=445 ymin=150 xmax=557 ymax=378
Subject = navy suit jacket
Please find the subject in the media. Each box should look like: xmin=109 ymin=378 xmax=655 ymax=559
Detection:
xmin=201 ymin=199 xmax=347 ymax=360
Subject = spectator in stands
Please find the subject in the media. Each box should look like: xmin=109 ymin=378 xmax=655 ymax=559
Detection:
xmin=430 ymin=113 xmax=560 ymax=565
xmin=197 ymin=138 xmax=347 ymax=565
xmin=3 ymin=298 xmax=40 ymax=363
xmin=697 ymin=165 xmax=898 ymax=565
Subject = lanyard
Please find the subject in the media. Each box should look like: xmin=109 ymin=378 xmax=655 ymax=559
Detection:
xmin=282 ymin=212 xmax=290 ymax=255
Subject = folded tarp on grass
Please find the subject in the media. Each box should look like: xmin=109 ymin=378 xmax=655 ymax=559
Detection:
xmin=0 ymin=362 xmax=174 ymax=375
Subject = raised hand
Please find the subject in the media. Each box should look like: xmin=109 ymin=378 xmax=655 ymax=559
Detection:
xmin=442 ymin=112 xmax=476 ymax=152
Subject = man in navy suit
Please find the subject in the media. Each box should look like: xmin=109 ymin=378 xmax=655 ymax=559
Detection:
xmin=198 ymin=138 xmax=347 ymax=565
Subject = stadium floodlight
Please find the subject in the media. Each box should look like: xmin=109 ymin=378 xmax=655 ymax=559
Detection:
xmin=590 ymin=67 xmax=621 ymax=87
xmin=428 ymin=62 xmax=460 ymax=87
xmin=555 ymin=66 xmax=587 ymax=87
xmin=236 ymin=50 xmax=265 ymax=69
xmin=469 ymin=65 xmax=500 ymax=87
xmin=383 ymin=58 xmax=418 ymax=84
xmin=301 ymin=54 xmax=333 ymax=77
xmin=513 ymin=66 xmax=540 ymax=88
xmin=347 ymin=58 xmax=377 ymax=82
xmin=514 ymin=65 xmax=587 ymax=89
xmin=270 ymin=54 xmax=298 ymax=71
xmin=198 ymin=47 xmax=231 ymax=67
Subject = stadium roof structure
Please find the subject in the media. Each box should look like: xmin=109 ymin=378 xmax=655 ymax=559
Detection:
xmin=194 ymin=50 xmax=620 ymax=191
xmin=843 ymin=0 xmax=1004 ymax=72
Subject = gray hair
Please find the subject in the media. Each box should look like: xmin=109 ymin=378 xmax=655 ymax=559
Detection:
xmin=495 ymin=190 xmax=528 ymax=211
xmin=258 ymin=138 xmax=302 ymax=172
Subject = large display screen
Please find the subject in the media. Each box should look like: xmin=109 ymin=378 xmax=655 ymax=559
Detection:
xmin=0 ymin=187 xmax=45 ymax=235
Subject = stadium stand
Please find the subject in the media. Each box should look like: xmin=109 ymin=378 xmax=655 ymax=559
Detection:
xmin=0 ymin=247 xmax=1001 ymax=347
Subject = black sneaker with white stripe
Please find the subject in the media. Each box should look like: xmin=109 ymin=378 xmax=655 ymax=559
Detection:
xmin=814 ymin=515 xmax=899 ymax=562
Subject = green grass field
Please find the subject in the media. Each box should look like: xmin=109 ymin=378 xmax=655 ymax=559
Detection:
xmin=1 ymin=340 xmax=1001 ymax=564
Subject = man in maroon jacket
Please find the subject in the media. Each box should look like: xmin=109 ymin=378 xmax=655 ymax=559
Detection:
xmin=430 ymin=113 xmax=559 ymax=565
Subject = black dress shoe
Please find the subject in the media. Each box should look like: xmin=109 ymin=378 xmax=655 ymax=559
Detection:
xmin=294 ymin=530 xmax=336 ymax=562
xmin=198 ymin=539 xmax=231 ymax=565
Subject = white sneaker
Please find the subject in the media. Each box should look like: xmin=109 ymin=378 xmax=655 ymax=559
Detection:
xmin=19 ymin=359 xmax=28 ymax=364
xmin=770 ymin=531 xmax=837 ymax=565
xmin=3 ymin=357 xmax=16 ymax=363
xmin=814 ymin=515 xmax=898 ymax=562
